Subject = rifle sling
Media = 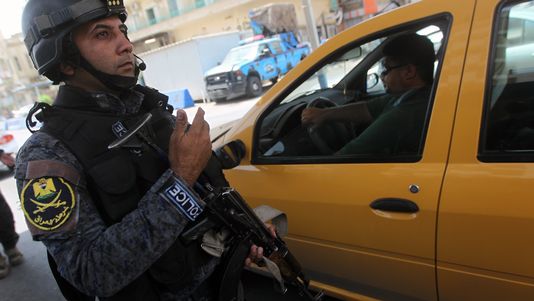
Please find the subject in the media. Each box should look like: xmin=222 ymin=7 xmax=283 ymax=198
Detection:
xmin=218 ymin=236 xmax=250 ymax=301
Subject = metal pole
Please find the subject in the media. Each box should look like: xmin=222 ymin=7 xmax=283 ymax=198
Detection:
xmin=301 ymin=0 xmax=320 ymax=50
xmin=34 ymin=85 xmax=41 ymax=99
xmin=301 ymin=0 xmax=328 ymax=88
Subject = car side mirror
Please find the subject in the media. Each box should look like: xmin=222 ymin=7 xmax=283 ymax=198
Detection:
xmin=260 ymin=48 xmax=271 ymax=58
xmin=214 ymin=140 xmax=246 ymax=169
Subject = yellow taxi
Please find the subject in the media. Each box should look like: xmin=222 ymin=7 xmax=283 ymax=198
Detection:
xmin=212 ymin=0 xmax=534 ymax=299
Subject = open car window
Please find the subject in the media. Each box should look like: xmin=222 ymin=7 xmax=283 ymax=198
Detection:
xmin=253 ymin=16 xmax=450 ymax=164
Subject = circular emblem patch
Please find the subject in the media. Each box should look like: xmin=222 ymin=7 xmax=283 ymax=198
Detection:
xmin=21 ymin=177 xmax=76 ymax=231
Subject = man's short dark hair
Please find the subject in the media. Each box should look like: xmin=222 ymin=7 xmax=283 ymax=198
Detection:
xmin=382 ymin=33 xmax=436 ymax=84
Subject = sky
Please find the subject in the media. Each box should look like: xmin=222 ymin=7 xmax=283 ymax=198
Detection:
xmin=0 ymin=0 xmax=27 ymax=37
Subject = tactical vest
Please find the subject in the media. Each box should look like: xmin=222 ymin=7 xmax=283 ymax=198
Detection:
xmin=38 ymin=85 xmax=213 ymax=301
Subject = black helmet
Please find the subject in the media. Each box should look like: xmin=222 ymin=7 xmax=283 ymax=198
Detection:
xmin=22 ymin=0 xmax=127 ymax=79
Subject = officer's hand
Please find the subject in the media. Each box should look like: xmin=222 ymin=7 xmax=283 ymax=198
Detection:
xmin=301 ymin=107 xmax=326 ymax=126
xmin=169 ymin=108 xmax=211 ymax=187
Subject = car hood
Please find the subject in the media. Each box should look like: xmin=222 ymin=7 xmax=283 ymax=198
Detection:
xmin=210 ymin=119 xmax=238 ymax=144
xmin=205 ymin=61 xmax=247 ymax=77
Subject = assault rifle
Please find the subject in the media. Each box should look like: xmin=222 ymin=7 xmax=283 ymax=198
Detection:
xmin=183 ymin=181 xmax=324 ymax=301
xmin=108 ymin=111 xmax=323 ymax=301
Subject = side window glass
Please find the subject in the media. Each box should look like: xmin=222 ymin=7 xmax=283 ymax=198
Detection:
xmin=271 ymin=41 xmax=283 ymax=54
xmin=480 ymin=1 xmax=534 ymax=160
xmin=255 ymin=19 xmax=448 ymax=163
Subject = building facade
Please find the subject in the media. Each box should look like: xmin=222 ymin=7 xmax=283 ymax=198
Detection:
xmin=0 ymin=32 xmax=55 ymax=117
xmin=125 ymin=0 xmax=337 ymax=53
xmin=125 ymin=0 xmax=414 ymax=53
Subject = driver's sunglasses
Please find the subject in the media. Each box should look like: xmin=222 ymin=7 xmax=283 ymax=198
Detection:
xmin=380 ymin=63 xmax=408 ymax=76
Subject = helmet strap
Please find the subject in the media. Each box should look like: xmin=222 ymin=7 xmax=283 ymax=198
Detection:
xmin=78 ymin=56 xmax=140 ymax=93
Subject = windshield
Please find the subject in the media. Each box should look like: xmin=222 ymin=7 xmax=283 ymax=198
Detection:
xmin=222 ymin=44 xmax=259 ymax=65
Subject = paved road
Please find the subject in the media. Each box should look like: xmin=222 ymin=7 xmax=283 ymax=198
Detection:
xmin=0 ymin=97 xmax=337 ymax=301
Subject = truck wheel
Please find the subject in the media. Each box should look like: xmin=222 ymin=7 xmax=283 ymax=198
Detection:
xmin=246 ymin=76 xmax=263 ymax=97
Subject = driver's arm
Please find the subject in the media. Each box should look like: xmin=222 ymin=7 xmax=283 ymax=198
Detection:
xmin=301 ymin=102 xmax=373 ymax=126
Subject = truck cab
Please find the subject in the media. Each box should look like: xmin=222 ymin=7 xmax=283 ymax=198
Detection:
xmin=204 ymin=34 xmax=310 ymax=102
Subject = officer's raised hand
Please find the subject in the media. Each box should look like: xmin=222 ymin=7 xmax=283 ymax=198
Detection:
xmin=169 ymin=108 xmax=212 ymax=187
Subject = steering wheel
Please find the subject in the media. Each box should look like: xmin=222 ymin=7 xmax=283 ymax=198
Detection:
xmin=306 ymin=97 xmax=352 ymax=154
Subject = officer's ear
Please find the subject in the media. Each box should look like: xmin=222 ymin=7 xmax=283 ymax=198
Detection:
xmin=59 ymin=62 xmax=76 ymax=76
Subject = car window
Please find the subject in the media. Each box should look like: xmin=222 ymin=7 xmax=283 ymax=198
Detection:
xmin=271 ymin=41 xmax=283 ymax=54
xmin=222 ymin=44 xmax=258 ymax=64
xmin=281 ymin=40 xmax=377 ymax=104
xmin=480 ymin=0 xmax=534 ymax=161
xmin=254 ymin=17 xmax=449 ymax=163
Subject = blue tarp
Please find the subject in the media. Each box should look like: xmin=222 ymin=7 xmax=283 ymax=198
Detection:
xmin=165 ymin=89 xmax=194 ymax=109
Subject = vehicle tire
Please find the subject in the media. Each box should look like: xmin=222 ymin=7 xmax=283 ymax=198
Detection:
xmin=246 ymin=76 xmax=263 ymax=98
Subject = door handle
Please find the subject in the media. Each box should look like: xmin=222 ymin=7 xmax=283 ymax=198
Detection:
xmin=370 ymin=198 xmax=419 ymax=213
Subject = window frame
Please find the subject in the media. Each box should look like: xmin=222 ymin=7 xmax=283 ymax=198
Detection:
xmin=251 ymin=14 xmax=453 ymax=165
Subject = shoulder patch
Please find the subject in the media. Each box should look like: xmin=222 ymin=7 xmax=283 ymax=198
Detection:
xmin=21 ymin=177 xmax=77 ymax=231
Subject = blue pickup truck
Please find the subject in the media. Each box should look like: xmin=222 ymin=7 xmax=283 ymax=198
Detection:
xmin=204 ymin=32 xmax=310 ymax=102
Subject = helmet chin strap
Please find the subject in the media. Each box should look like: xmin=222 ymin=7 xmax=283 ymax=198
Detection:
xmin=78 ymin=56 xmax=140 ymax=93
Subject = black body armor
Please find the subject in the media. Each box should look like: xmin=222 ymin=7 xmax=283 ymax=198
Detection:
xmin=38 ymin=85 xmax=213 ymax=300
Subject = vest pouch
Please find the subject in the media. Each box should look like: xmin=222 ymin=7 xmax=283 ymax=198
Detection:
xmin=87 ymin=154 xmax=139 ymax=223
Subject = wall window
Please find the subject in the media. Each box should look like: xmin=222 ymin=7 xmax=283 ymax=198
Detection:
xmin=480 ymin=0 xmax=534 ymax=161
xmin=195 ymin=0 xmax=205 ymax=9
xmin=167 ymin=0 xmax=179 ymax=17
xmin=146 ymin=8 xmax=156 ymax=25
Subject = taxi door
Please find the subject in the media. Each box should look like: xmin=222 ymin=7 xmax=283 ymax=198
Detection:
xmin=438 ymin=0 xmax=534 ymax=299
xmin=222 ymin=1 xmax=475 ymax=300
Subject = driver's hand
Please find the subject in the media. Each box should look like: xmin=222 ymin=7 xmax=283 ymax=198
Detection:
xmin=301 ymin=107 xmax=326 ymax=126
xmin=169 ymin=108 xmax=212 ymax=187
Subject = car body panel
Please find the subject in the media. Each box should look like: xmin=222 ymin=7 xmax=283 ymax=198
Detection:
xmin=437 ymin=0 xmax=534 ymax=299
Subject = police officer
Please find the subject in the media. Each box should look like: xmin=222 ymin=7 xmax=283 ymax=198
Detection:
xmin=16 ymin=0 xmax=263 ymax=300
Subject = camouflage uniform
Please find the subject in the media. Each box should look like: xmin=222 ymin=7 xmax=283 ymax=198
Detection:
xmin=15 ymin=90 xmax=218 ymax=300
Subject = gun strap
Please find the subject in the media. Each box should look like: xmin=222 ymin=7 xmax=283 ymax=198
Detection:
xmin=259 ymin=256 xmax=287 ymax=294
xmin=218 ymin=237 xmax=250 ymax=301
